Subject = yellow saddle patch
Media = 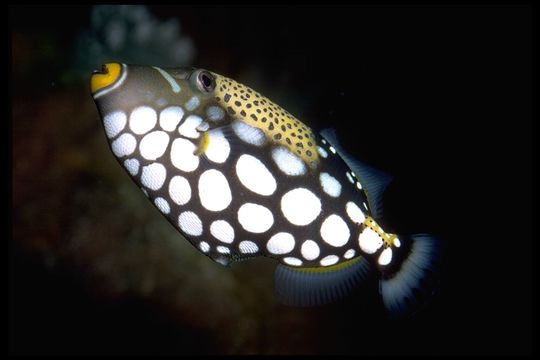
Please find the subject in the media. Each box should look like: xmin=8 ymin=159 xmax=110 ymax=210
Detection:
xmin=213 ymin=74 xmax=320 ymax=169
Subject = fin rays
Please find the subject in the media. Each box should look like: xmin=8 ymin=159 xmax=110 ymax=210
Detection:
xmin=320 ymin=128 xmax=393 ymax=220
xmin=380 ymin=234 xmax=442 ymax=317
xmin=275 ymin=257 xmax=372 ymax=306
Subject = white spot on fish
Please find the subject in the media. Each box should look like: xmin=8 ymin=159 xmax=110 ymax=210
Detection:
xmin=123 ymin=158 xmax=139 ymax=176
xmin=198 ymin=169 xmax=232 ymax=212
xmin=378 ymin=247 xmax=393 ymax=266
xmin=232 ymin=121 xmax=266 ymax=146
xmin=199 ymin=241 xmax=210 ymax=253
xmin=139 ymin=131 xmax=169 ymax=160
xmin=178 ymin=115 xmax=203 ymax=139
xmin=320 ymin=214 xmax=350 ymax=247
xmin=207 ymin=106 xmax=225 ymax=121
xmin=301 ymin=240 xmax=320 ymax=261
xmin=237 ymin=203 xmax=274 ymax=233
xmin=111 ymin=133 xmax=137 ymax=157
xmin=154 ymin=197 xmax=170 ymax=214
xmin=346 ymin=202 xmax=366 ymax=224
xmin=281 ymin=188 xmax=321 ymax=226
xmin=236 ymin=154 xmax=277 ymax=196
xmin=159 ymin=106 xmax=184 ymax=132
xmin=239 ymin=240 xmax=258 ymax=254
xmin=178 ymin=211 xmax=202 ymax=236
xmin=283 ymin=257 xmax=303 ymax=266
xmin=103 ymin=111 xmax=126 ymax=139
xmin=319 ymin=172 xmax=341 ymax=198
xmin=170 ymin=138 xmax=199 ymax=172
xmin=216 ymin=246 xmax=230 ymax=254
xmin=185 ymin=96 xmax=200 ymax=111
xmin=358 ymin=228 xmax=383 ymax=254
xmin=210 ymin=220 xmax=235 ymax=244
xmin=317 ymin=146 xmax=328 ymax=158
xmin=169 ymin=175 xmax=191 ymax=205
xmin=205 ymin=129 xmax=230 ymax=164
xmin=267 ymin=232 xmax=295 ymax=255
xmin=140 ymin=163 xmax=166 ymax=191
xmin=320 ymin=255 xmax=339 ymax=266
xmin=271 ymin=146 xmax=306 ymax=176
xmin=130 ymin=106 xmax=157 ymax=135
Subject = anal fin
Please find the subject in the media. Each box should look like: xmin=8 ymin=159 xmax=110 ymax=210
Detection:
xmin=274 ymin=256 xmax=372 ymax=306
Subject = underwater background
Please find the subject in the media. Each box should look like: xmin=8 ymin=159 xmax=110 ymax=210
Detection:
xmin=9 ymin=5 xmax=532 ymax=355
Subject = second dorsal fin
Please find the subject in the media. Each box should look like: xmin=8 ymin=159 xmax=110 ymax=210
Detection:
xmin=320 ymin=128 xmax=393 ymax=220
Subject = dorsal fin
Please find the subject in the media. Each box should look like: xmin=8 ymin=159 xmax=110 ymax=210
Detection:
xmin=274 ymin=256 xmax=372 ymax=306
xmin=320 ymin=128 xmax=393 ymax=220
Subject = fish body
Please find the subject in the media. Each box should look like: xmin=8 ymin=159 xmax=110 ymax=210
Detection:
xmin=91 ymin=63 xmax=441 ymax=316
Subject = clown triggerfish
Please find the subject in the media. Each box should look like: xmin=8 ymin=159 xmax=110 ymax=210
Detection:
xmin=91 ymin=63 xmax=441 ymax=316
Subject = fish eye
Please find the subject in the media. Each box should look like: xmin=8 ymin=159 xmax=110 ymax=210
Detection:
xmin=197 ymin=70 xmax=215 ymax=93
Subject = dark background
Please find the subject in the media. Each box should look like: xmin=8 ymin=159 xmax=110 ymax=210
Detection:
xmin=9 ymin=5 xmax=533 ymax=355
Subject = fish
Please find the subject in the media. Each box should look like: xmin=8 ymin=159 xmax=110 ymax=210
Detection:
xmin=90 ymin=63 xmax=441 ymax=316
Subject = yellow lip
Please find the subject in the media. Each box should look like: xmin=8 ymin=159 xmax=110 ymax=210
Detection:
xmin=91 ymin=63 xmax=122 ymax=94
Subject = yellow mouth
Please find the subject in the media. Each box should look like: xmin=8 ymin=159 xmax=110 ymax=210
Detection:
xmin=91 ymin=63 xmax=122 ymax=94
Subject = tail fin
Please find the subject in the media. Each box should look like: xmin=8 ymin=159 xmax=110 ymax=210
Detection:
xmin=379 ymin=233 xmax=442 ymax=317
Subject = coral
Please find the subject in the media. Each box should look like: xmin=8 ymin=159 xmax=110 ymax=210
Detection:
xmin=71 ymin=5 xmax=195 ymax=80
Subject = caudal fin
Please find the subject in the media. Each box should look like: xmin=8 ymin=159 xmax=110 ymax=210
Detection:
xmin=379 ymin=233 xmax=442 ymax=317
